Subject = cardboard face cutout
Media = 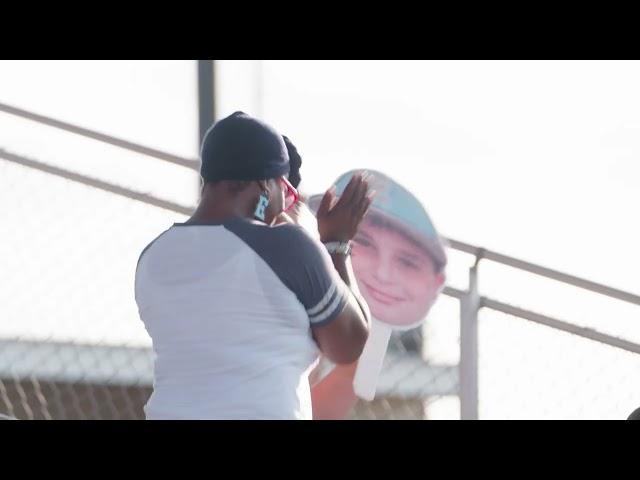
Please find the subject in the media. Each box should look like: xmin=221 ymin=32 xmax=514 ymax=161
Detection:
xmin=308 ymin=169 xmax=447 ymax=400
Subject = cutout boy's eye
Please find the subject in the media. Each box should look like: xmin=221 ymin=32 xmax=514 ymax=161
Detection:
xmin=353 ymin=235 xmax=373 ymax=248
xmin=397 ymin=256 xmax=420 ymax=271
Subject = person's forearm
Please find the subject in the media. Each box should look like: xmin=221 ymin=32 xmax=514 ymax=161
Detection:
xmin=330 ymin=253 xmax=371 ymax=324
xmin=311 ymin=361 xmax=359 ymax=420
xmin=329 ymin=252 xmax=357 ymax=289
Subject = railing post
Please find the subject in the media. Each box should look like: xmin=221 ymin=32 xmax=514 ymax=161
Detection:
xmin=197 ymin=60 xmax=215 ymax=146
xmin=460 ymin=253 xmax=482 ymax=420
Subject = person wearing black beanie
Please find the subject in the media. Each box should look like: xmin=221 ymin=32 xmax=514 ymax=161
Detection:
xmin=135 ymin=111 xmax=373 ymax=419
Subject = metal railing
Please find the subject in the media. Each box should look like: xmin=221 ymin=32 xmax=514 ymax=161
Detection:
xmin=449 ymin=246 xmax=640 ymax=419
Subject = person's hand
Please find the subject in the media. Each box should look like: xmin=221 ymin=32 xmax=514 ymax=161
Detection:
xmin=274 ymin=211 xmax=296 ymax=225
xmin=317 ymin=172 xmax=375 ymax=243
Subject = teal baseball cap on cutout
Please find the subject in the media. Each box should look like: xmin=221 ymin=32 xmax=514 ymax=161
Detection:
xmin=308 ymin=169 xmax=447 ymax=271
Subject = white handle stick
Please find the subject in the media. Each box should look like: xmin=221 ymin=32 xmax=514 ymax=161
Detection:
xmin=353 ymin=320 xmax=392 ymax=401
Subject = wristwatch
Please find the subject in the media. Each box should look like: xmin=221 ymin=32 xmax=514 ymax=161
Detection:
xmin=324 ymin=241 xmax=352 ymax=256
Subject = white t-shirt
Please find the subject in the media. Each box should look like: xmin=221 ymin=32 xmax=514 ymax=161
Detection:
xmin=135 ymin=218 xmax=349 ymax=420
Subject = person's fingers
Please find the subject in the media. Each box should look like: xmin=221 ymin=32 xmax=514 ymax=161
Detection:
xmin=317 ymin=187 xmax=335 ymax=218
xmin=336 ymin=174 xmax=362 ymax=208
xmin=275 ymin=212 xmax=295 ymax=225
xmin=353 ymin=191 xmax=375 ymax=231
xmin=346 ymin=179 xmax=368 ymax=220
xmin=353 ymin=178 xmax=370 ymax=209
xmin=356 ymin=194 xmax=373 ymax=222
xmin=350 ymin=198 xmax=372 ymax=236
xmin=356 ymin=189 xmax=374 ymax=216
xmin=344 ymin=176 xmax=367 ymax=213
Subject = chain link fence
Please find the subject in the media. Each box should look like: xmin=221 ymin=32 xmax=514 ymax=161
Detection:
xmin=477 ymin=308 xmax=640 ymax=420
xmin=0 ymin=144 xmax=183 ymax=419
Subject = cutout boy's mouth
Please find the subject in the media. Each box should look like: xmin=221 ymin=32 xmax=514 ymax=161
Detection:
xmin=361 ymin=280 xmax=407 ymax=306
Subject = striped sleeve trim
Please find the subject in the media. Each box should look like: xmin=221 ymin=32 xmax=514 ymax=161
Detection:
xmin=306 ymin=283 xmax=337 ymax=317
xmin=307 ymin=284 xmax=348 ymax=326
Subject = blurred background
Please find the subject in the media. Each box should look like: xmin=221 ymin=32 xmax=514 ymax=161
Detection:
xmin=1 ymin=60 xmax=638 ymax=420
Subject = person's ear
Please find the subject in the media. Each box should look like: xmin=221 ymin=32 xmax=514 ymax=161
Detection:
xmin=256 ymin=179 xmax=270 ymax=194
xmin=424 ymin=271 xmax=446 ymax=309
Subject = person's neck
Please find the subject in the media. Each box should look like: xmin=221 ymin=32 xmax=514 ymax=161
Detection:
xmin=187 ymin=203 xmax=249 ymax=224
xmin=186 ymin=188 xmax=256 ymax=225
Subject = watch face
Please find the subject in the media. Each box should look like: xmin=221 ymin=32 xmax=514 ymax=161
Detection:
xmin=331 ymin=242 xmax=348 ymax=254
